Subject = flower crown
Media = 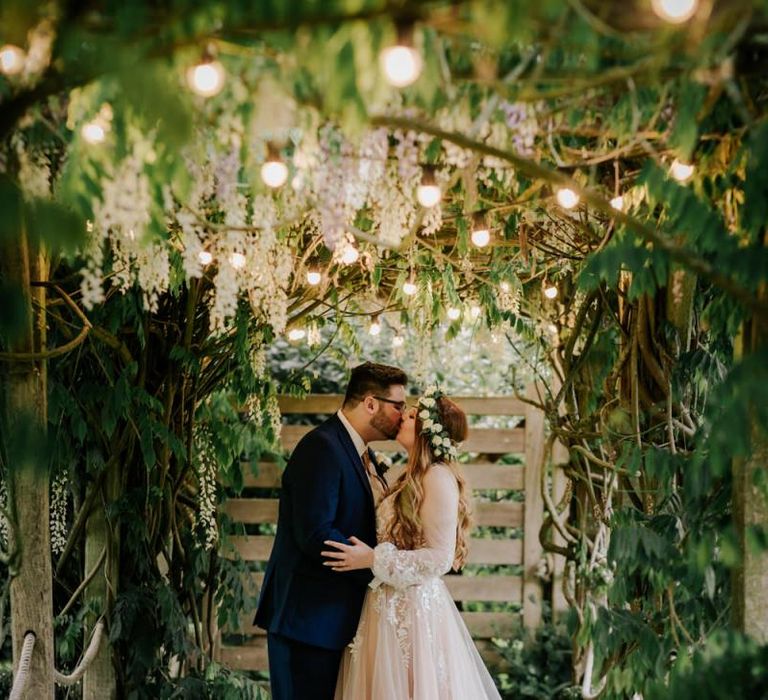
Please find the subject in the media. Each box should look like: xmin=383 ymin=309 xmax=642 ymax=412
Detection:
xmin=417 ymin=385 xmax=459 ymax=460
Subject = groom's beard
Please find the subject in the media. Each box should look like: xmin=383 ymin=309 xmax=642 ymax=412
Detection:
xmin=370 ymin=408 xmax=400 ymax=440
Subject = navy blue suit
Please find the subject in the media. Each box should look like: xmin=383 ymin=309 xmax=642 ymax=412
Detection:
xmin=254 ymin=414 xmax=380 ymax=699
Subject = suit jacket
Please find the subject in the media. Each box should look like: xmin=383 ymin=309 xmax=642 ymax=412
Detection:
xmin=254 ymin=414 xmax=381 ymax=650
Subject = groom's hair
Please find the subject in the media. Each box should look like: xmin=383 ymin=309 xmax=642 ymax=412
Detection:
xmin=343 ymin=362 xmax=408 ymax=407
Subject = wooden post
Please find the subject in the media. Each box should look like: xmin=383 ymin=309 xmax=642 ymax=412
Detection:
xmin=3 ymin=233 xmax=55 ymax=698
xmin=523 ymin=384 xmax=545 ymax=630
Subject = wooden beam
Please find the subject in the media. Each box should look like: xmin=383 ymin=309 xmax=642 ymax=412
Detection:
xmin=277 ymin=394 xmax=528 ymax=416
xmin=221 ymin=498 xmax=523 ymax=528
xmin=280 ymin=425 xmax=525 ymax=454
xmin=222 ymin=535 xmax=523 ymax=566
xmin=233 ymin=460 xmax=525 ymax=491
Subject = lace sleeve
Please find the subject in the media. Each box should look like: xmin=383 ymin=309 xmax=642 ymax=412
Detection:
xmin=371 ymin=465 xmax=459 ymax=589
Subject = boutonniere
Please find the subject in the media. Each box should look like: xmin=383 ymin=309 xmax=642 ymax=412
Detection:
xmin=373 ymin=451 xmax=393 ymax=475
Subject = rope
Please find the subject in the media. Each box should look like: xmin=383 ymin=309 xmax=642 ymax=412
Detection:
xmin=53 ymin=619 xmax=104 ymax=686
xmin=8 ymin=631 xmax=36 ymax=700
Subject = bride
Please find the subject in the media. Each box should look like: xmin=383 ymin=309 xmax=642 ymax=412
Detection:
xmin=322 ymin=387 xmax=502 ymax=699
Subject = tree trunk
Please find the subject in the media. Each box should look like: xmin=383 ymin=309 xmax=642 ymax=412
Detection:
xmin=83 ymin=460 xmax=119 ymax=700
xmin=732 ymin=266 xmax=768 ymax=643
xmin=3 ymin=232 xmax=54 ymax=698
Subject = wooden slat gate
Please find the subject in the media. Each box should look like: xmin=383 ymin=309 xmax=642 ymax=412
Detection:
xmin=216 ymin=389 xmax=551 ymax=674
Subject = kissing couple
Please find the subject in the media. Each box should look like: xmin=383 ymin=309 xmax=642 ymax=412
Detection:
xmin=255 ymin=362 xmax=501 ymax=699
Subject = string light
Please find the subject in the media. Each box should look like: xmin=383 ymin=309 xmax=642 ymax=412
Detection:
xmin=81 ymin=121 xmax=107 ymax=144
xmin=544 ymin=284 xmax=558 ymax=300
xmin=0 ymin=44 xmax=25 ymax=75
xmin=187 ymin=51 xmax=226 ymax=97
xmin=261 ymin=143 xmax=289 ymax=189
xmin=416 ymin=166 xmax=441 ymax=208
xmin=306 ymin=269 xmax=322 ymax=286
xmin=229 ymin=252 xmax=246 ymax=269
xmin=670 ymin=159 xmax=694 ymax=182
xmin=392 ymin=335 xmax=405 ymax=348
xmin=471 ymin=211 xmax=491 ymax=248
xmin=447 ymin=307 xmax=461 ymax=321
xmin=380 ymin=24 xmax=422 ymax=87
xmin=198 ymin=251 xmax=213 ymax=265
xmin=340 ymin=243 xmax=359 ymax=265
xmin=556 ymin=187 xmax=580 ymax=209
xmin=651 ymin=0 xmax=698 ymax=23
xmin=402 ymin=278 xmax=418 ymax=296
xmin=610 ymin=195 xmax=624 ymax=211
xmin=287 ymin=328 xmax=306 ymax=342
xmin=368 ymin=317 xmax=382 ymax=336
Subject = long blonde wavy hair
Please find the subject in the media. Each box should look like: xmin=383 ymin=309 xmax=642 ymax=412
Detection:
xmin=383 ymin=396 xmax=472 ymax=570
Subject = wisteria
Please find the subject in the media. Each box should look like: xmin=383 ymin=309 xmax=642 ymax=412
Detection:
xmin=49 ymin=470 xmax=68 ymax=556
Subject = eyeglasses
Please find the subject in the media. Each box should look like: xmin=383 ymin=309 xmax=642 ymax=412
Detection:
xmin=372 ymin=395 xmax=407 ymax=413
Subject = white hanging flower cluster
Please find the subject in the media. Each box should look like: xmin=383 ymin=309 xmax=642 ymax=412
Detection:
xmin=50 ymin=470 xmax=68 ymax=556
xmin=265 ymin=393 xmax=282 ymax=446
xmin=88 ymin=147 xmax=169 ymax=311
xmin=15 ymin=137 xmax=51 ymax=199
xmin=0 ymin=476 xmax=8 ymax=550
xmin=417 ymin=385 xmax=460 ymax=460
xmin=193 ymin=426 xmax=219 ymax=551
xmin=500 ymin=101 xmax=539 ymax=157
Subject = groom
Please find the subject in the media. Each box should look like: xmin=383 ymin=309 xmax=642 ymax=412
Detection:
xmin=254 ymin=361 xmax=408 ymax=700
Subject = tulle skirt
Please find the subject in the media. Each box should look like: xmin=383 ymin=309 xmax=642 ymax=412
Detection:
xmin=334 ymin=577 xmax=501 ymax=700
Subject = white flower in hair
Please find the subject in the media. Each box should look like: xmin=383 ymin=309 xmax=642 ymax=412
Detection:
xmin=432 ymin=422 xmax=442 ymax=433
xmin=425 ymin=385 xmax=438 ymax=394
xmin=423 ymin=418 xmax=433 ymax=430
xmin=419 ymin=409 xmax=431 ymax=419
xmin=442 ymin=437 xmax=452 ymax=447
xmin=435 ymin=448 xmax=443 ymax=456
xmin=432 ymin=435 xmax=442 ymax=446
xmin=422 ymin=397 xmax=436 ymax=407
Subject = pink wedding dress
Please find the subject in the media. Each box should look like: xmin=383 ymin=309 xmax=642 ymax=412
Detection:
xmin=334 ymin=464 xmax=502 ymax=699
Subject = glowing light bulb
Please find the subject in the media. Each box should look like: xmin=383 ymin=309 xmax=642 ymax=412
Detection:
xmin=556 ymin=187 xmax=580 ymax=209
xmin=0 ymin=44 xmax=25 ymax=75
xmin=340 ymin=244 xmax=359 ymax=265
xmin=447 ymin=307 xmax=461 ymax=321
xmin=417 ymin=183 xmax=441 ymax=208
xmin=499 ymin=281 xmax=511 ymax=293
xmin=651 ymin=0 xmax=698 ymax=23
xmin=380 ymin=45 xmax=422 ymax=87
xmin=392 ymin=335 xmax=405 ymax=348
xmin=261 ymin=159 xmax=289 ymax=189
xmin=670 ymin=159 xmax=694 ymax=182
xmin=306 ymin=270 xmax=322 ymax=286
xmin=471 ymin=212 xmax=490 ymax=248
xmin=470 ymin=304 xmax=482 ymax=320
xmin=610 ymin=195 xmax=624 ymax=211
xmin=198 ymin=251 xmax=213 ymax=265
xmin=471 ymin=227 xmax=490 ymax=247
xmin=187 ymin=60 xmax=226 ymax=97
xmin=81 ymin=121 xmax=106 ymax=144
xmin=544 ymin=285 xmax=558 ymax=300
xmin=229 ymin=252 xmax=246 ymax=269
xmin=369 ymin=319 xmax=382 ymax=336
xmin=417 ymin=166 xmax=441 ymax=207
xmin=287 ymin=328 xmax=306 ymax=342
xmin=402 ymin=280 xmax=417 ymax=296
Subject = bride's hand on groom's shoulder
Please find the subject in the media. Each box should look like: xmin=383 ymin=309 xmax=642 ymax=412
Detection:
xmin=321 ymin=537 xmax=374 ymax=572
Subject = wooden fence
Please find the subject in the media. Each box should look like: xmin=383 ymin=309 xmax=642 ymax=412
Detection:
xmin=215 ymin=389 xmax=556 ymax=673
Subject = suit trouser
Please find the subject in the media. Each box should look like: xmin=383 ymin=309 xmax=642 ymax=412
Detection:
xmin=267 ymin=632 xmax=343 ymax=700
